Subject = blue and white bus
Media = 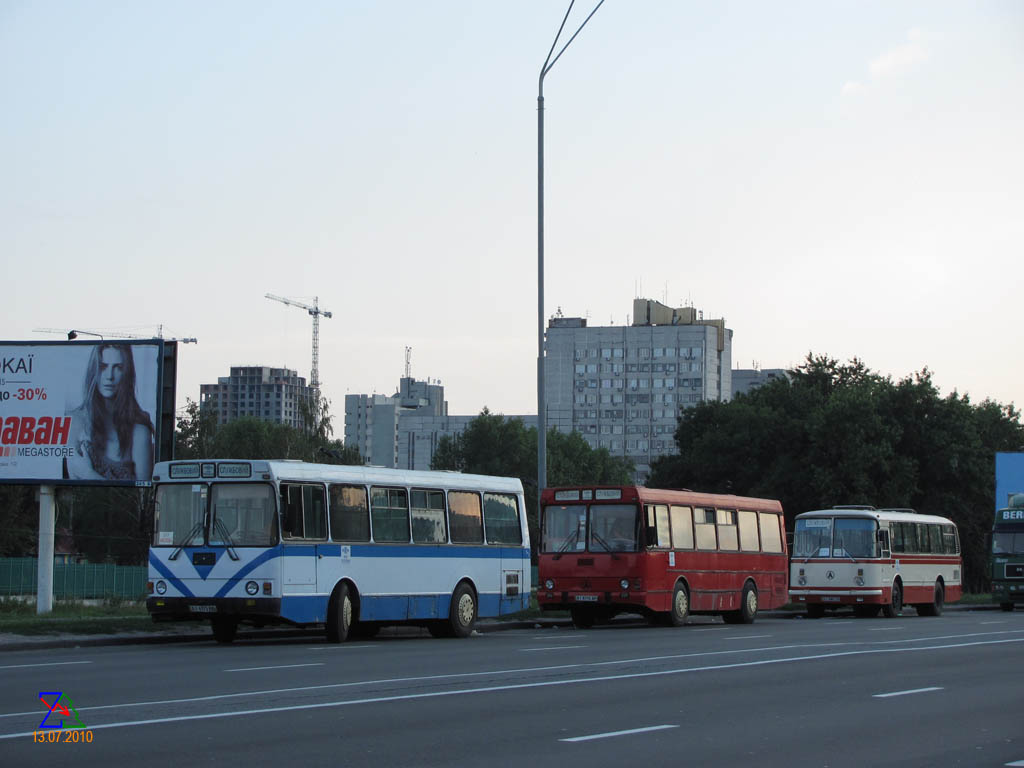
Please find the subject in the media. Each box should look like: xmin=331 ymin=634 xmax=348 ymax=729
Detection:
xmin=146 ymin=459 xmax=531 ymax=643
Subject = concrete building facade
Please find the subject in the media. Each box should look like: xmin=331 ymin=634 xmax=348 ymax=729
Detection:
xmin=199 ymin=366 xmax=314 ymax=429
xmin=344 ymin=377 xmax=535 ymax=471
xmin=544 ymin=298 xmax=733 ymax=482
xmin=731 ymin=368 xmax=789 ymax=397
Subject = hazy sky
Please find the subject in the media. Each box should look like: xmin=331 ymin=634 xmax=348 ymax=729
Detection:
xmin=3 ymin=1 xmax=1022 ymax=422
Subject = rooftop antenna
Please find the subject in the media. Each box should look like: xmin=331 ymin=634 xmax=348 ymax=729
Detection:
xmin=405 ymin=346 xmax=412 ymax=379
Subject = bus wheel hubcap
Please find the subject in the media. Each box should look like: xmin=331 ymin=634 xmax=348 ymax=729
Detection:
xmin=675 ymin=592 xmax=686 ymax=616
xmin=343 ymin=596 xmax=352 ymax=627
xmin=458 ymin=594 xmax=474 ymax=625
xmin=746 ymin=591 xmax=757 ymax=614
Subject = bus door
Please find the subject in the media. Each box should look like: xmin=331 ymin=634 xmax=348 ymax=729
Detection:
xmin=485 ymin=492 xmax=528 ymax=613
xmin=280 ymin=483 xmax=327 ymax=595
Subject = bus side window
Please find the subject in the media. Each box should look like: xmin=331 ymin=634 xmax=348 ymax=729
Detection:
xmin=737 ymin=510 xmax=759 ymax=552
xmin=758 ymin=512 xmax=783 ymax=554
xmin=695 ymin=508 xmax=717 ymax=550
xmin=670 ymin=506 xmax=694 ymax=550
xmin=280 ymin=484 xmax=326 ymax=541
xmin=646 ymin=505 xmax=670 ymax=549
xmin=329 ymin=484 xmax=370 ymax=542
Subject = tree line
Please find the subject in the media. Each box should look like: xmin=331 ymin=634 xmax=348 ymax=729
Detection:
xmin=649 ymin=355 xmax=1023 ymax=592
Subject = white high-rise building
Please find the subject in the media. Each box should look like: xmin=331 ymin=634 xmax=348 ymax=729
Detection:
xmin=544 ymin=298 xmax=733 ymax=483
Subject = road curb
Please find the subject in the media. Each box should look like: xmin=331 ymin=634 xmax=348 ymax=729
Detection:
xmin=0 ymin=603 xmax=999 ymax=652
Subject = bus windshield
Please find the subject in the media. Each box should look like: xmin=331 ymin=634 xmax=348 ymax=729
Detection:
xmin=154 ymin=483 xmax=207 ymax=547
xmin=209 ymin=484 xmax=278 ymax=546
xmin=589 ymin=504 xmax=639 ymax=552
xmin=833 ymin=518 xmax=877 ymax=558
xmin=542 ymin=504 xmax=586 ymax=553
xmin=793 ymin=518 xmax=832 ymax=558
xmin=993 ymin=531 xmax=1024 ymax=555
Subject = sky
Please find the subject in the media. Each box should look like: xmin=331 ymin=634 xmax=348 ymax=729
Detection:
xmin=3 ymin=1 xmax=1022 ymax=423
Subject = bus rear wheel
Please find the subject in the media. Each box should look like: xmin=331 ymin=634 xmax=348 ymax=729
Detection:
xmin=448 ymin=582 xmax=477 ymax=638
xmin=326 ymin=583 xmax=353 ymax=643
xmin=882 ymin=580 xmax=902 ymax=618
xmin=918 ymin=581 xmax=944 ymax=617
xmin=723 ymin=583 xmax=757 ymax=624
xmin=212 ymin=618 xmax=237 ymax=644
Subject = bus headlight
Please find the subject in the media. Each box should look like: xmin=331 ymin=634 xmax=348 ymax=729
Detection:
xmin=798 ymin=576 xmax=807 ymax=586
xmin=245 ymin=581 xmax=259 ymax=596
xmin=544 ymin=579 xmax=555 ymax=590
xmin=155 ymin=580 xmax=167 ymax=595
xmin=855 ymin=576 xmax=865 ymax=586
xmin=620 ymin=579 xmax=629 ymax=589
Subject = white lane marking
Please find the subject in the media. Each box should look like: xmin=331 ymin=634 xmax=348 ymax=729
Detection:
xmin=873 ymin=686 xmax=943 ymax=698
xmin=869 ymin=627 xmax=904 ymax=631
xmin=561 ymin=725 xmax=678 ymax=742
xmin=520 ymin=645 xmax=587 ymax=652
xmin=225 ymin=663 xmax=324 ymax=673
xmin=723 ymin=635 xmax=772 ymax=640
xmin=0 ymin=661 xmax=92 ymax=671
xmin=3 ymin=628 xmax=1022 ymax=721
xmin=693 ymin=627 xmax=729 ymax=631
xmin=981 ymin=622 xmax=1006 ymax=626
xmin=2 ymin=636 xmax=1022 ymax=739
xmin=310 ymin=646 xmax=376 ymax=650
xmin=1004 ymin=760 xmax=1024 ymax=766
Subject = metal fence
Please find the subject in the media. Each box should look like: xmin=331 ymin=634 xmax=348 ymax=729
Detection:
xmin=0 ymin=558 xmax=147 ymax=600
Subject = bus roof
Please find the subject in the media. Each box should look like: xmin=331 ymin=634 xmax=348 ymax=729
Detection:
xmin=795 ymin=507 xmax=955 ymax=526
xmin=541 ymin=485 xmax=782 ymax=513
xmin=153 ymin=460 xmax=524 ymax=494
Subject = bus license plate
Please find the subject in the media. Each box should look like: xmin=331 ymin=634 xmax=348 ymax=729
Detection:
xmin=189 ymin=605 xmax=217 ymax=613
xmin=574 ymin=595 xmax=598 ymax=602
xmin=821 ymin=596 xmax=840 ymax=602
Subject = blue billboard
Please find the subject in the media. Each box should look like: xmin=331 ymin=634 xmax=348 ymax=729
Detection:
xmin=995 ymin=452 xmax=1024 ymax=511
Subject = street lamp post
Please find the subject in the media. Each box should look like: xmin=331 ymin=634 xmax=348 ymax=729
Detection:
xmin=537 ymin=0 xmax=605 ymax=501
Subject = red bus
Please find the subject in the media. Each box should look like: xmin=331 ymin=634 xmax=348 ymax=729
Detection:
xmin=538 ymin=486 xmax=789 ymax=627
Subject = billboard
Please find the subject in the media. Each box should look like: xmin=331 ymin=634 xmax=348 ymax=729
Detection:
xmin=0 ymin=340 xmax=165 ymax=486
xmin=995 ymin=452 xmax=1024 ymax=512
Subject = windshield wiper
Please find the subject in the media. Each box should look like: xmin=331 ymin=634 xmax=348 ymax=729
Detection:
xmin=552 ymin=528 xmax=581 ymax=560
xmin=168 ymin=520 xmax=205 ymax=561
xmin=590 ymin=531 xmax=621 ymax=560
xmin=213 ymin=518 xmax=240 ymax=561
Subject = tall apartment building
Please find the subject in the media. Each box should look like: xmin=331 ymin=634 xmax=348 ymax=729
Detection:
xmin=544 ymin=298 xmax=733 ymax=482
xmin=345 ymin=377 xmax=535 ymax=470
xmin=200 ymin=366 xmax=315 ymax=429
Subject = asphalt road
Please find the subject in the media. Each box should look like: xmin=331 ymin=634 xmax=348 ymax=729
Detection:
xmin=2 ymin=609 xmax=1023 ymax=767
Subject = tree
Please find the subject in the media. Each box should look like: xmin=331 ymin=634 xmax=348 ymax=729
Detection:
xmin=650 ymin=353 xmax=1024 ymax=591
xmin=174 ymin=398 xmax=217 ymax=459
xmin=432 ymin=409 xmax=634 ymax=555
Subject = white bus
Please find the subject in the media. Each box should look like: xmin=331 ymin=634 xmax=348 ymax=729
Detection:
xmin=146 ymin=460 xmax=531 ymax=643
xmin=789 ymin=506 xmax=962 ymax=618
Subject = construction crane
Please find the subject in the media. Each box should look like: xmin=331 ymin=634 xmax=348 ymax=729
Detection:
xmin=265 ymin=294 xmax=332 ymax=392
xmin=34 ymin=327 xmax=197 ymax=343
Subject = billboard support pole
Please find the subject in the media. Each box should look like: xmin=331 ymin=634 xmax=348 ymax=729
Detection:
xmin=36 ymin=485 xmax=55 ymax=614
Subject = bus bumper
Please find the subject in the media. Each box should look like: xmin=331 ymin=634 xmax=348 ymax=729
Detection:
xmin=789 ymin=589 xmax=884 ymax=606
xmin=147 ymin=597 xmax=282 ymax=622
xmin=537 ymin=590 xmax=648 ymax=612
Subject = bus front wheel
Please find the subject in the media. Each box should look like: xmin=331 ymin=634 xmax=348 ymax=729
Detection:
xmin=327 ymin=583 xmax=353 ymax=643
xmin=806 ymin=604 xmax=825 ymax=619
xmin=1000 ymin=603 xmax=1014 ymax=612
xmin=667 ymin=582 xmax=689 ymax=627
xmin=882 ymin=580 xmax=903 ymax=618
